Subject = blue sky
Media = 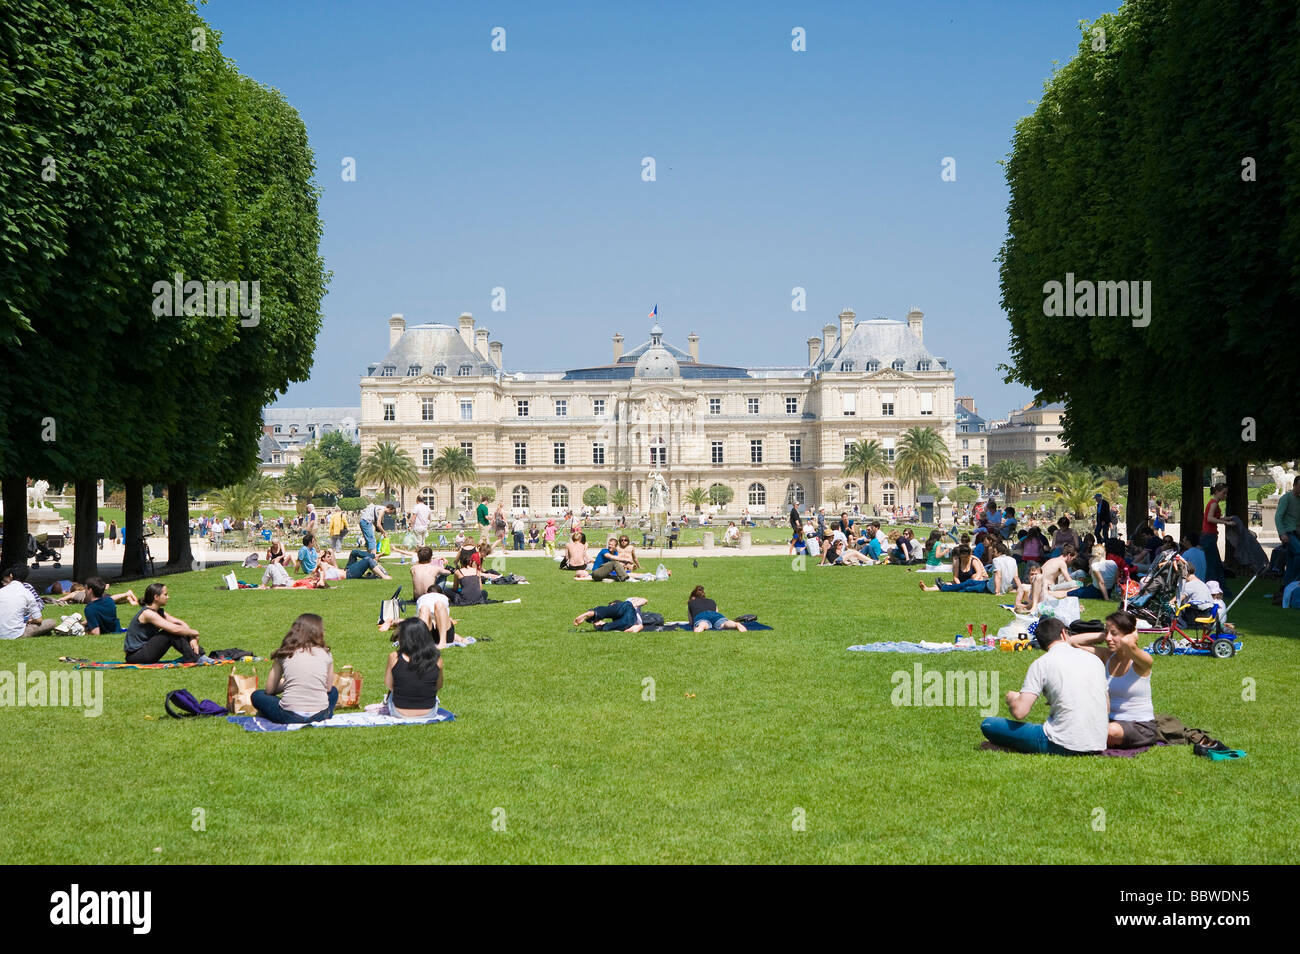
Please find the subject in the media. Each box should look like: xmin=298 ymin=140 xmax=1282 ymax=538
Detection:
xmin=204 ymin=0 xmax=1110 ymax=421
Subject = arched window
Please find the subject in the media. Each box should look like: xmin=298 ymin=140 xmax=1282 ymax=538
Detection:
xmin=844 ymin=482 xmax=860 ymax=505
xmin=433 ymin=364 xmax=447 ymax=376
xmin=418 ymin=487 xmax=437 ymax=507
xmin=891 ymin=359 xmax=905 ymax=371
xmin=881 ymin=482 xmax=897 ymax=507
xmin=866 ymin=360 xmax=880 ymax=372
xmin=786 ymin=482 xmax=805 ymax=506
xmin=512 ymin=485 xmax=530 ymax=509
xmin=748 ymin=482 xmax=766 ymax=507
xmin=551 ymin=484 xmax=569 ymax=508
xmin=917 ymin=359 xmax=931 ymax=371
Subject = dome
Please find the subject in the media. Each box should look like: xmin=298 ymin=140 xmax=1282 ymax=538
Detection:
xmin=634 ymin=345 xmax=680 ymax=379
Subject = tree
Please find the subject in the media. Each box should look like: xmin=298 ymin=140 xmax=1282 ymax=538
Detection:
xmin=582 ymin=485 xmax=608 ymax=509
xmin=989 ymin=459 xmax=1030 ymax=503
xmin=959 ymin=463 xmax=987 ymax=488
xmin=1254 ymin=482 xmax=1276 ymax=505
xmin=281 ymin=460 xmax=338 ymax=512
xmin=1151 ymin=473 xmax=1182 ymax=509
xmin=685 ymin=487 xmax=709 ymax=512
xmin=468 ymin=486 xmax=496 ymax=506
xmin=356 ymin=442 xmax=418 ymax=499
xmin=825 ymin=486 xmax=845 ymax=510
xmin=610 ymin=488 xmax=632 ymax=512
xmin=1055 ymin=471 xmax=1103 ymax=522
xmin=893 ymin=427 xmax=951 ymax=498
xmin=842 ymin=439 xmax=891 ymax=507
xmin=708 ymin=484 xmax=734 ymax=507
xmin=303 ymin=432 xmax=360 ymax=497
xmin=207 ymin=475 xmax=280 ymax=524
xmin=953 ymin=485 xmax=978 ymax=506
xmin=428 ymin=448 xmax=476 ymax=518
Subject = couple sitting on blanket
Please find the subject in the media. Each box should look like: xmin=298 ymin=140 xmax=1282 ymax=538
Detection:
xmin=980 ymin=611 xmax=1157 ymax=755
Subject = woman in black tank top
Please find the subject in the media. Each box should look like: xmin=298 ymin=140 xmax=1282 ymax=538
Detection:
xmin=384 ymin=618 xmax=443 ymax=717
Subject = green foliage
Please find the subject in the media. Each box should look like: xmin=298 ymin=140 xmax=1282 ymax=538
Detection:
xmin=953 ymin=485 xmax=979 ymax=505
xmin=356 ymin=442 xmax=419 ymax=497
xmin=685 ymin=487 xmax=709 ymax=512
xmin=707 ymin=484 xmax=734 ymax=507
xmin=428 ymin=448 xmax=476 ymax=515
xmin=1151 ymin=474 xmax=1182 ymax=507
xmin=959 ymin=464 xmax=987 ymax=487
xmin=469 ymin=486 xmax=496 ymax=504
xmin=338 ymin=496 xmax=365 ymax=512
xmin=582 ymin=485 xmax=608 ymax=508
xmin=610 ymin=488 xmax=632 ymax=511
xmin=303 ymin=433 xmax=360 ymax=497
xmin=989 ymin=459 xmax=1030 ymax=503
xmin=1255 ymin=482 xmax=1276 ymax=504
xmin=1055 ymin=471 xmax=1103 ymax=520
xmin=894 ymin=427 xmax=951 ymax=495
xmin=843 ymin=439 xmax=891 ymax=506
xmin=146 ymin=498 xmax=169 ymax=518
xmin=207 ymin=475 xmax=280 ymax=523
xmin=281 ymin=460 xmax=338 ymax=512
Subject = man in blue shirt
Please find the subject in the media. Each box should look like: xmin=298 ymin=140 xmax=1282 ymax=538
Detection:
xmin=298 ymin=533 xmax=319 ymax=574
xmin=591 ymin=536 xmax=630 ymax=581
xmin=1180 ymin=532 xmax=1207 ymax=581
xmin=83 ymin=577 xmax=137 ymax=634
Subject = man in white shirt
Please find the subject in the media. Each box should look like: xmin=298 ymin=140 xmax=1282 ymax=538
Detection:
xmin=96 ymin=519 xmax=106 ymax=549
xmin=409 ymin=500 xmax=432 ymax=545
xmin=987 ymin=543 xmax=1021 ymax=595
xmin=980 ymin=617 xmax=1108 ymax=754
xmin=0 ymin=567 xmax=58 ymax=638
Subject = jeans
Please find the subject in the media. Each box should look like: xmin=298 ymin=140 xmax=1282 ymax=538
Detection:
xmin=513 ymin=531 xmax=525 ymax=551
xmin=1067 ymin=584 xmax=1106 ymax=600
xmin=938 ymin=578 xmax=989 ymax=592
xmin=1282 ymin=532 xmax=1300 ymax=588
xmin=251 ymin=686 xmax=338 ymax=724
xmin=590 ymin=601 xmax=638 ymax=631
xmin=1201 ymin=531 xmax=1225 ymax=588
xmin=980 ymin=718 xmax=1076 ymax=755
xmin=360 ymin=519 xmax=376 ymax=553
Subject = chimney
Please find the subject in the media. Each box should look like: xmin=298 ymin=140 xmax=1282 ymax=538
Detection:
xmin=475 ymin=327 xmax=490 ymax=358
xmin=807 ymin=336 xmax=822 ymax=365
xmin=458 ymin=312 xmax=475 ymax=349
xmin=612 ymin=333 xmax=624 ymax=362
xmin=838 ymin=308 xmax=855 ymax=345
xmin=822 ymin=323 xmax=837 ymax=357
xmin=489 ymin=340 xmax=503 ymax=369
xmin=388 ymin=313 xmax=406 ymax=349
xmin=907 ymin=306 xmax=924 ymax=345
xmin=957 ymin=396 xmax=975 ymax=414
xmin=687 ymin=332 xmax=699 ymax=362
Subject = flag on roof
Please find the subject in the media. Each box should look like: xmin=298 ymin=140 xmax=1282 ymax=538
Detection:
xmin=648 ymin=304 xmax=658 ymax=320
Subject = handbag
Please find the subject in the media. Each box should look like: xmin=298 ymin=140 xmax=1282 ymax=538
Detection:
xmin=334 ymin=665 xmax=363 ymax=708
xmin=226 ymin=665 xmax=258 ymax=715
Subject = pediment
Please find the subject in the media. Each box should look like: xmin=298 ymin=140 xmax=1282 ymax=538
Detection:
xmin=865 ymin=368 xmax=910 ymax=381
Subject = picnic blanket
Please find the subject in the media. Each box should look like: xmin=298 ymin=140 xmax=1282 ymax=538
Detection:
xmin=643 ymin=621 xmax=774 ymax=632
xmin=227 ymin=707 xmax=455 ymax=732
xmin=981 ymin=740 xmax=1165 ymax=758
xmin=58 ymin=656 xmax=242 ymax=670
xmin=848 ymin=641 xmax=995 ymax=653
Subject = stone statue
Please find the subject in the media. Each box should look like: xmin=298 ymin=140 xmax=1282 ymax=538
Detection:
xmin=1269 ymin=465 xmax=1296 ymax=496
xmin=647 ymin=471 xmax=668 ymax=518
xmin=27 ymin=479 xmax=52 ymax=511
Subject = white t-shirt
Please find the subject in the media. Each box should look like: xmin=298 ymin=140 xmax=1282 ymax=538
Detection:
xmin=0 ymin=580 xmax=42 ymax=639
xmin=989 ymin=555 xmax=1019 ymax=594
xmin=410 ymin=502 xmax=431 ymax=532
xmin=1179 ymin=576 xmax=1214 ymax=609
xmin=262 ymin=562 xmax=292 ymax=587
xmin=1091 ymin=559 xmax=1118 ymax=591
xmin=97 ymin=520 xmax=106 ymax=533
xmin=416 ymin=591 xmax=450 ymax=617
xmin=1021 ymin=645 xmax=1108 ymax=753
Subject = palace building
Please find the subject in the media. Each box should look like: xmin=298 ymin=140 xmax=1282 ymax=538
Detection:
xmin=358 ymin=308 xmax=960 ymax=514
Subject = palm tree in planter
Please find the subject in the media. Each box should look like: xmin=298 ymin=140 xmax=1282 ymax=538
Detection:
xmin=208 ymin=475 xmax=280 ymax=541
xmin=989 ymin=458 xmax=1030 ymax=504
xmin=356 ymin=442 xmax=419 ymax=503
xmin=685 ymin=487 xmax=709 ymax=512
xmin=893 ymin=426 xmax=952 ymax=501
xmin=281 ymin=460 xmax=338 ymax=514
xmin=842 ymin=439 xmax=890 ymax=507
xmin=428 ymin=447 xmax=476 ymax=520
xmin=610 ymin=488 xmax=632 ymax=512
xmin=1055 ymin=470 xmax=1103 ymax=522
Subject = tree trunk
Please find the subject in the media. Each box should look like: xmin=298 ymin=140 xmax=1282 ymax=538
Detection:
xmin=122 ymin=478 xmax=145 ymax=578
xmin=1180 ymin=460 xmax=1202 ymax=542
xmin=166 ymin=482 xmax=193 ymax=568
xmin=1125 ymin=466 xmax=1148 ymax=538
xmin=1 ymin=477 xmax=29 ymax=569
xmin=1224 ymin=462 xmax=1249 ymax=570
xmin=73 ymin=478 xmax=98 ymax=581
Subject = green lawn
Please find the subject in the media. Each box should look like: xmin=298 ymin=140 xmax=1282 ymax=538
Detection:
xmin=2 ymin=556 xmax=1296 ymax=864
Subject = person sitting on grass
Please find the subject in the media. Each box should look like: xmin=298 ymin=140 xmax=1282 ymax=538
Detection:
xmin=824 ymin=539 xmax=873 ymax=566
xmin=410 ymin=546 xmax=442 ymax=596
xmin=561 ymin=530 xmax=590 ymax=571
xmin=573 ymin=596 xmax=650 ymax=632
xmin=297 ymin=533 xmax=319 ymax=576
xmin=1011 ymin=563 xmax=1044 ymax=613
xmin=384 ymin=617 xmax=444 ymax=718
xmin=1051 ymin=516 xmax=1079 ymax=555
xmin=724 ymin=521 xmax=741 ymax=547
xmin=979 ymin=617 xmax=1108 ymax=755
xmin=83 ymin=577 xmax=139 ymax=634
xmin=415 ymin=585 xmax=462 ymax=648
xmin=250 ymin=613 xmax=338 ymax=725
xmin=1066 ymin=545 xmax=1117 ymax=600
xmin=345 ymin=547 xmax=393 ymax=580
xmin=122 ymin=583 xmax=210 ymax=664
xmin=986 ymin=541 xmax=1021 ymax=596
xmin=617 ymin=534 xmax=641 ymax=571
xmin=790 ymin=528 xmax=809 ymax=557
xmin=687 ymin=585 xmax=748 ymax=632
xmin=266 ymin=539 xmax=294 ymax=569
xmin=1017 ymin=544 xmax=1078 ymax=611
xmin=1068 ymin=610 xmax=1157 ymax=749
xmin=590 ymin=536 xmax=632 ymax=582
xmin=447 ymin=553 xmax=488 ymax=605
xmin=918 ymin=545 xmax=990 ymax=592
xmin=0 ymin=565 xmax=58 ymax=638
xmin=923 ymin=530 xmax=946 ymax=569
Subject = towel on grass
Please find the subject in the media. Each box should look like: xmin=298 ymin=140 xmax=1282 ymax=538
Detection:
xmin=59 ymin=656 xmax=242 ymax=670
xmin=848 ymin=641 xmax=995 ymax=653
xmin=980 ymin=740 xmax=1164 ymax=758
xmin=227 ymin=707 xmax=455 ymax=732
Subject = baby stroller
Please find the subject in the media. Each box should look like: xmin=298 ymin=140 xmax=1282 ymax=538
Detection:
xmin=28 ymin=532 xmax=63 ymax=569
xmin=1125 ymin=551 xmax=1183 ymax=628
xmin=1126 ymin=551 xmax=1239 ymax=659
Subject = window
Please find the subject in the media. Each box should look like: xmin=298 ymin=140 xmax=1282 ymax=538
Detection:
xmin=881 ymin=392 xmax=895 ymax=416
xmin=273 ymin=425 xmax=282 ymax=434
xmin=514 ymin=442 xmax=527 ymax=466
xmin=460 ymin=441 xmax=473 ymax=460
xmin=961 ymin=438 xmax=969 ymax=450
xmin=844 ymin=442 xmax=854 ymax=459
xmin=382 ymin=401 xmax=395 ymax=422
xmin=272 ymin=453 xmax=282 ymax=464
xmin=842 ymin=393 xmax=856 ymax=416
xmin=421 ymin=397 xmax=435 ymax=421
xmin=786 ymin=482 xmax=805 ymax=506
xmin=917 ymin=360 xmax=931 ymax=371
xmin=708 ymin=397 xmax=721 ymax=415
xmin=593 ymin=398 xmax=606 ymax=416
xmin=841 ymin=361 xmax=854 ymax=372
xmin=553 ymin=442 xmax=567 ymax=466
xmin=422 ymin=448 xmax=436 ymax=467
xmin=418 ymin=487 xmax=436 ymax=507
xmin=750 ymin=440 xmax=763 ymax=464
xmin=919 ymin=392 xmax=934 ymax=416
xmin=711 ymin=441 xmax=724 ymax=465
xmin=516 ymin=400 xmax=530 ymax=418
xmin=882 ymin=482 xmax=897 ymax=507
xmin=551 ymin=484 xmax=569 ymax=508
xmin=866 ymin=361 xmax=880 ymax=372
xmin=555 ymin=399 xmax=567 ymax=417
xmin=407 ymin=365 xmax=421 ymax=376
xmin=459 ymin=399 xmax=473 ymax=421
xmin=458 ymin=364 xmax=472 ymax=376
xmin=748 ymin=482 xmax=766 ymax=507
xmin=844 ymin=482 xmax=860 ymax=505
xmin=592 ymin=442 xmax=605 ymax=465
xmin=786 ymin=397 xmax=799 ymax=415
xmin=650 ymin=437 xmax=666 ymax=467
xmin=891 ymin=359 xmax=905 ymax=371
xmin=747 ymin=397 xmax=759 ymax=415
xmin=961 ymin=454 xmax=970 ymax=468
xmin=512 ymin=485 xmax=529 ymax=509
xmin=789 ymin=439 xmax=802 ymax=463
xmin=433 ymin=364 xmax=446 ymax=376
xmin=381 ymin=366 xmax=396 ymax=377
xmin=883 ymin=437 xmax=896 ymax=463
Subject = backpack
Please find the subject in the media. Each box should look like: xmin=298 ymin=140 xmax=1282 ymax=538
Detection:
xmin=208 ymin=647 xmax=258 ymax=661
xmin=164 ymin=689 xmax=229 ymax=718
xmin=640 ymin=611 xmax=666 ymax=627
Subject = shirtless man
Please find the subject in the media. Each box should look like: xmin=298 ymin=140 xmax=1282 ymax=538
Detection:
xmin=1020 ymin=544 xmax=1077 ymax=612
xmin=410 ymin=546 xmax=442 ymax=597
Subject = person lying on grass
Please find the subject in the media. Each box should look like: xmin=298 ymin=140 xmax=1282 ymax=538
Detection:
xmin=1067 ymin=610 xmax=1157 ymax=749
xmin=917 ymin=544 xmax=989 ymax=592
xmin=250 ymin=613 xmax=338 ymax=725
xmin=317 ymin=549 xmax=347 ymax=581
xmin=383 ymin=617 xmax=443 ymax=718
xmin=687 ymin=585 xmax=747 ymax=632
xmin=83 ymin=577 xmax=138 ymax=634
xmin=979 ymin=617 xmax=1108 ymax=755
xmin=344 ymin=548 xmax=393 ymax=580
xmin=574 ymin=596 xmax=650 ymax=632
xmin=123 ymin=582 xmax=211 ymax=664
xmin=822 ymin=539 xmax=873 ymax=566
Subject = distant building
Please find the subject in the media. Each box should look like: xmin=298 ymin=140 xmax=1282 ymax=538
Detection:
xmin=987 ymin=401 xmax=1067 ymax=469
xmin=954 ymin=396 xmax=987 ymax=473
xmin=258 ymin=407 xmax=360 ymax=478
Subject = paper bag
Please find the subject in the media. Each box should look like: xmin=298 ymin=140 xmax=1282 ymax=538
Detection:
xmin=226 ymin=666 xmax=258 ymax=715
xmin=223 ymin=571 xmax=238 ymax=590
xmin=334 ymin=665 xmax=363 ymax=708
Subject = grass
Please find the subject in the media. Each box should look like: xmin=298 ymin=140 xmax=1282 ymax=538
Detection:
xmin=2 ymin=554 xmax=1296 ymax=864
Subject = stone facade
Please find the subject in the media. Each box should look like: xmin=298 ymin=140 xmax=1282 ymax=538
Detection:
xmin=986 ymin=401 xmax=1067 ymax=469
